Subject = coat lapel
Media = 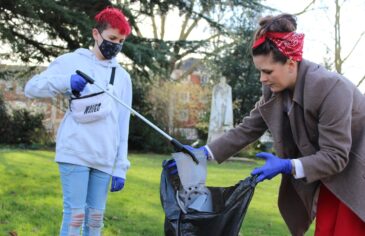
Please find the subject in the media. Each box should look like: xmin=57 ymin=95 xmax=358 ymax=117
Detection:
xmin=289 ymin=60 xmax=318 ymax=156
xmin=288 ymin=105 xmax=317 ymax=156
xmin=258 ymin=93 xmax=286 ymax=156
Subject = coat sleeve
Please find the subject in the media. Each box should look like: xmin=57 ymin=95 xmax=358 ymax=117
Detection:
xmin=24 ymin=56 xmax=72 ymax=98
xmin=112 ymin=73 xmax=132 ymax=178
xmin=207 ymin=96 xmax=268 ymax=163
xmin=299 ymin=79 xmax=353 ymax=183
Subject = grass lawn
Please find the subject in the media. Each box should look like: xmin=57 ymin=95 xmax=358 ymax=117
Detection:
xmin=0 ymin=149 xmax=314 ymax=235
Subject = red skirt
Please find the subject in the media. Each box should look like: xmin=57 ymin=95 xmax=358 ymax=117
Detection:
xmin=314 ymin=185 xmax=365 ymax=236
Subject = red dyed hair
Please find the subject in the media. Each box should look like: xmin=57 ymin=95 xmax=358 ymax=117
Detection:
xmin=94 ymin=6 xmax=131 ymax=36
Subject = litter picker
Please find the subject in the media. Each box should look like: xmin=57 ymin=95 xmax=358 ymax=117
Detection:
xmin=76 ymin=70 xmax=199 ymax=164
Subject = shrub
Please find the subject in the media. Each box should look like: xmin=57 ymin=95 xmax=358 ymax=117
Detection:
xmin=128 ymin=116 xmax=172 ymax=154
xmin=0 ymin=94 xmax=11 ymax=143
xmin=0 ymin=94 xmax=51 ymax=146
xmin=9 ymin=109 xmax=47 ymax=145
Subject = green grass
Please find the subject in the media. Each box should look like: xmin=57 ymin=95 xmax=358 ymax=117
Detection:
xmin=0 ymin=150 xmax=315 ymax=235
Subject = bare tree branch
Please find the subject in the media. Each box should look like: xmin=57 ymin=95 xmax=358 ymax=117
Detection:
xmin=11 ymin=30 xmax=66 ymax=56
xmin=293 ymin=0 xmax=316 ymax=16
xmin=356 ymin=74 xmax=365 ymax=88
xmin=151 ymin=14 xmax=158 ymax=39
xmin=342 ymin=31 xmax=365 ymax=63
xmin=160 ymin=14 xmax=166 ymax=39
xmin=179 ymin=12 xmax=191 ymax=40
xmin=133 ymin=22 xmax=143 ymax=37
xmin=182 ymin=17 xmax=201 ymax=40
xmin=334 ymin=0 xmax=342 ymax=74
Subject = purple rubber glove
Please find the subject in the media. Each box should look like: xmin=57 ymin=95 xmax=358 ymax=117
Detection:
xmin=183 ymin=145 xmax=209 ymax=159
xmin=163 ymin=159 xmax=178 ymax=176
xmin=251 ymin=152 xmax=292 ymax=183
xmin=110 ymin=176 xmax=125 ymax=192
xmin=70 ymin=74 xmax=87 ymax=96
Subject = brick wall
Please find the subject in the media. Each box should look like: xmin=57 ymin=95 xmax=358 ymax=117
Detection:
xmin=0 ymin=65 xmax=65 ymax=137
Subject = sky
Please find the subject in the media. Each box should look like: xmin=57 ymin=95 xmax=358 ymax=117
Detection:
xmin=262 ymin=0 xmax=365 ymax=92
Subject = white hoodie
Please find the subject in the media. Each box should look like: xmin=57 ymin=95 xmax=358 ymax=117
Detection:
xmin=24 ymin=48 xmax=132 ymax=178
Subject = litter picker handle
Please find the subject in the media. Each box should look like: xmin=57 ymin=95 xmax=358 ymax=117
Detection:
xmin=76 ymin=70 xmax=95 ymax=84
xmin=72 ymin=70 xmax=95 ymax=97
xmin=170 ymin=139 xmax=199 ymax=164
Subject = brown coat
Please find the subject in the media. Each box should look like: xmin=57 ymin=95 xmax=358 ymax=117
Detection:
xmin=208 ymin=59 xmax=365 ymax=235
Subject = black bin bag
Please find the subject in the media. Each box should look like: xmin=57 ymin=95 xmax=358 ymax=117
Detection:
xmin=160 ymin=164 xmax=258 ymax=236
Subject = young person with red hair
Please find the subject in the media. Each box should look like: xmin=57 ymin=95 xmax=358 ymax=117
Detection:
xmin=173 ymin=13 xmax=365 ymax=235
xmin=25 ymin=6 xmax=132 ymax=236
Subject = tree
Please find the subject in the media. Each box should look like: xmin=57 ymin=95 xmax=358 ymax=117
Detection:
xmin=201 ymin=7 xmax=263 ymax=124
xmin=0 ymin=0 xmax=266 ymax=110
xmin=0 ymin=0 xmax=265 ymax=78
xmin=0 ymin=0 xmax=268 ymax=150
xmin=9 ymin=109 xmax=46 ymax=145
xmin=333 ymin=0 xmax=365 ymax=79
xmin=0 ymin=93 xmax=48 ymax=145
xmin=123 ymin=0 xmax=266 ymax=147
xmin=0 ymin=0 xmax=104 ymax=61
xmin=293 ymin=0 xmax=365 ymax=87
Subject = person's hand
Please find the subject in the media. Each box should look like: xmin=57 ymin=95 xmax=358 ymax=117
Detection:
xmin=163 ymin=159 xmax=178 ymax=176
xmin=183 ymin=145 xmax=210 ymax=159
xmin=70 ymin=74 xmax=87 ymax=94
xmin=110 ymin=176 xmax=125 ymax=192
xmin=251 ymin=152 xmax=292 ymax=183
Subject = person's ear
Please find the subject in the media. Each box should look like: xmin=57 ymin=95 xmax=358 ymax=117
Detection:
xmin=92 ymin=28 xmax=99 ymax=41
xmin=287 ymin=59 xmax=297 ymax=73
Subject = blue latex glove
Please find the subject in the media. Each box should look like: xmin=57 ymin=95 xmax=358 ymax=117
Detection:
xmin=70 ymin=74 xmax=87 ymax=94
xmin=163 ymin=159 xmax=178 ymax=175
xmin=110 ymin=176 xmax=125 ymax=192
xmin=251 ymin=152 xmax=292 ymax=183
xmin=183 ymin=145 xmax=210 ymax=159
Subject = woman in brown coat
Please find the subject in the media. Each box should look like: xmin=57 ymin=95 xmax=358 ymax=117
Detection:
xmin=175 ymin=13 xmax=365 ymax=235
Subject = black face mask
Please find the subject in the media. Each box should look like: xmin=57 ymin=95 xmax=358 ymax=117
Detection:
xmin=98 ymin=33 xmax=123 ymax=59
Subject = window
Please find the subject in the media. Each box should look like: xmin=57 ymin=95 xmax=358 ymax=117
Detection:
xmin=179 ymin=92 xmax=190 ymax=103
xmin=178 ymin=109 xmax=189 ymax=122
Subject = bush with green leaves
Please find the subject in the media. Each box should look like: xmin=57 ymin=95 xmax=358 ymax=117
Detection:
xmin=0 ymin=94 xmax=11 ymax=144
xmin=0 ymin=94 xmax=51 ymax=146
xmin=9 ymin=109 xmax=48 ymax=145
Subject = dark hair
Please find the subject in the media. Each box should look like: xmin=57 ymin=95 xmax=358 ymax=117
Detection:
xmin=251 ymin=14 xmax=297 ymax=63
xmin=94 ymin=6 xmax=131 ymax=35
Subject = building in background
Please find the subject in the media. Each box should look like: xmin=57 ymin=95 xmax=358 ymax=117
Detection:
xmin=149 ymin=58 xmax=211 ymax=141
xmin=0 ymin=65 xmax=65 ymax=138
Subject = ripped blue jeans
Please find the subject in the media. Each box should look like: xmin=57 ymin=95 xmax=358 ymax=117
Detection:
xmin=58 ymin=163 xmax=111 ymax=236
